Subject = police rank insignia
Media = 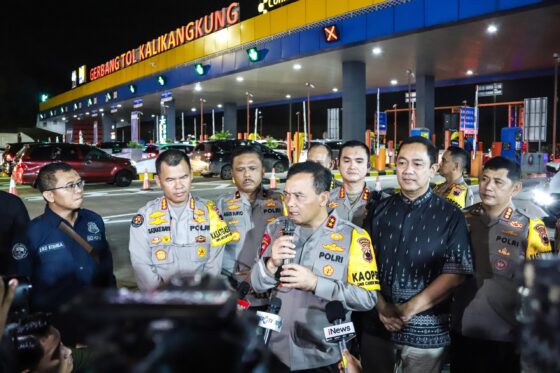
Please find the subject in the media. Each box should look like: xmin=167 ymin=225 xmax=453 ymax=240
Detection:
xmin=149 ymin=211 xmax=166 ymax=219
xmin=330 ymin=233 xmax=344 ymax=241
xmin=195 ymin=235 xmax=206 ymax=243
xmin=131 ymin=214 xmax=144 ymax=228
xmin=149 ymin=217 xmax=168 ymax=225
xmin=328 ymin=201 xmax=340 ymax=209
xmin=326 ymin=216 xmax=336 ymax=229
xmin=194 ymin=209 xmax=205 ymax=216
xmin=87 ymin=222 xmax=100 ymax=234
xmin=323 ymin=243 xmax=345 ymax=252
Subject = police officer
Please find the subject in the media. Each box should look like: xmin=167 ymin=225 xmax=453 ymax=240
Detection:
xmin=0 ymin=190 xmax=29 ymax=275
xmin=129 ymin=149 xmax=232 ymax=291
xmin=433 ymin=146 xmax=474 ymax=208
xmin=11 ymin=162 xmax=115 ymax=313
xmin=451 ymin=156 xmax=552 ymax=373
xmin=307 ymin=142 xmax=341 ymax=189
xmin=216 ymin=146 xmax=285 ymax=294
xmin=328 ymin=141 xmax=371 ymax=226
xmin=252 ymin=162 xmax=379 ymax=371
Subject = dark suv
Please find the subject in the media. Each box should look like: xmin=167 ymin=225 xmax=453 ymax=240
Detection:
xmin=2 ymin=142 xmax=36 ymax=175
xmin=191 ymin=140 xmax=289 ymax=179
xmin=13 ymin=143 xmax=137 ymax=187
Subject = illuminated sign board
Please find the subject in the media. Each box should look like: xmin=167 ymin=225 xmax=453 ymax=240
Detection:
xmin=88 ymin=3 xmax=240 ymax=82
xmin=257 ymin=0 xmax=297 ymax=14
xmin=71 ymin=70 xmax=77 ymax=88
xmin=323 ymin=25 xmax=339 ymax=42
xmin=78 ymin=65 xmax=86 ymax=84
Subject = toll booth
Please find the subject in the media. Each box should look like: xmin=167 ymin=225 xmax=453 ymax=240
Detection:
xmin=501 ymin=127 xmax=523 ymax=164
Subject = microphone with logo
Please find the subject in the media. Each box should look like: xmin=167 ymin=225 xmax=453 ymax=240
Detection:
xmin=236 ymin=281 xmax=251 ymax=311
xmin=324 ymin=301 xmax=356 ymax=373
xmin=257 ymin=297 xmax=282 ymax=346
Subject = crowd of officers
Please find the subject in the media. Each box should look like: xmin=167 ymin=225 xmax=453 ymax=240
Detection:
xmin=1 ymin=135 xmax=557 ymax=373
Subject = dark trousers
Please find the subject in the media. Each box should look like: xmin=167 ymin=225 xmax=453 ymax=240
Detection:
xmin=450 ymin=333 xmax=520 ymax=373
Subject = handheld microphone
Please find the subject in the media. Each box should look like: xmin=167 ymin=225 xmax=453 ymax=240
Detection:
xmin=257 ymin=297 xmax=282 ymax=345
xmin=282 ymin=219 xmax=296 ymax=265
xmin=325 ymin=301 xmax=356 ymax=373
xmin=236 ymin=281 xmax=251 ymax=311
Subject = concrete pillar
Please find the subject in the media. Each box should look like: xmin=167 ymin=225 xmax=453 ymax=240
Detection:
xmin=223 ymin=102 xmax=237 ymax=136
xmin=130 ymin=112 xmax=140 ymax=143
xmin=102 ymin=114 xmax=115 ymax=142
xmin=162 ymin=100 xmax=176 ymax=142
xmin=416 ymin=74 xmax=435 ymax=134
xmin=342 ymin=61 xmax=366 ymax=142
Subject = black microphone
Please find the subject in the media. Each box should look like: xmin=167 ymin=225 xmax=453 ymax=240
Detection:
xmin=236 ymin=281 xmax=251 ymax=311
xmin=325 ymin=301 xmax=354 ymax=373
xmin=282 ymin=219 xmax=296 ymax=265
xmin=237 ymin=281 xmax=250 ymax=300
xmin=261 ymin=297 xmax=282 ymax=345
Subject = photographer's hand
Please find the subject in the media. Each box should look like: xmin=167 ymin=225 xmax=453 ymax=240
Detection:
xmin=0 ymin=278 xmax=17 ymax=333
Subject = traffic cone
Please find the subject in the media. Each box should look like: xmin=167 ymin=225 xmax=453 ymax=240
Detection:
xmin=270 ymin=167 xmax=277 ymax=189
xmin=375 ymin=175 xmax=382 ymax=192
xmin=141 ymin=169 xmax=151 ymax=191
xmin=9 ymin=177 xmax=17 ymax=196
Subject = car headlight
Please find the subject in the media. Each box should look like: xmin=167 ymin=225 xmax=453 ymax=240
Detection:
xmin=533 ymin=189 xmax=555 ymax=206
xmin=130 ymin=160 xmax=137 ymax=167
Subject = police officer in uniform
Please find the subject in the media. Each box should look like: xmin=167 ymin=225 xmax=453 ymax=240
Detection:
xmin=307 ymin=142 xmax=342 ymax=190
xmin=433 ymin=146 xmax=474 ymax=209
xmin=252 ymin=162 xmax=379 ymax=372
xmin=11 ymin=163 xmax=115 ymax=313
xmin=328 ymin=141 xmax=371 ymax=227
xmin=129 ymin=150 xmax=232 ymax=291
xmin=217 ymin=146 xmax=285 ymax=307
xmin=451 ymin=156 xmax=552 ymax=373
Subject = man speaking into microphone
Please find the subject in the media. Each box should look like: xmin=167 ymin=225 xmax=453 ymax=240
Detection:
xmin=252 ymin=162 xmax=379 ymax=372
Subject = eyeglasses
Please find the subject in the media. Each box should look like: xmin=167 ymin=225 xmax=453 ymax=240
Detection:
xmin=46 ymin=180 xmax=85 ymax=192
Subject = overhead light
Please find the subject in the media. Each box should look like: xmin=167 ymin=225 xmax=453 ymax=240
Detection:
xmin=86 ymin=112 xmax=90 ymax=115
xmin=249 ymin=99 xmax=254 ymax=104
xmin=157 ymin=75 xmax=166 ymax=86
xmin=40 ymin=93 xmax=49 ymax=102
xmin=151 ymin=114 xmax=155 ymax=117
xmin=99 ymin=109 xmax=104 ymax=112
xmin=236 ymin=76 xmax=244 ymax=82
xmin=194 ymin=83 xmax=202 ymax=92
xmin=191 ymin=107 xmax=196 ymax=112
xmin=117 ymin=104 xmax=122 ymax=108
xmin=372 ymin=47 xmax=382 ymax=55
xmin=332 ymin=88 xmax=338 ymax=92
xmin=120 ymin=119 xmax=124 ymax=122
xmin=466 ymin=70 xmax=474 ymax=76
xmin=293 ymin=64 xmax=302 ymax=70
xmin=487 ymin=24 xmax=498 ymax=34
xmin=285 ymin=94 xmax=291 ymax=99
xmin=129 ymin=84 xmax=137 ymax=94
xmin=217 ymin=104 xmax=223 ymax=108
xmin=390 ymin=79 xmax=398 ymax=86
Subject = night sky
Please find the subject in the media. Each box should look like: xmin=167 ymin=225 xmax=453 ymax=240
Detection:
xmin=0 ymin=0 xmax=253 ymax=130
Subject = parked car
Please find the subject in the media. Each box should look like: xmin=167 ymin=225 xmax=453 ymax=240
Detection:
xmin=143 ymin=144 xmax=160 ymax=158
xmin=159 ymin=143 xmax=195 ymax=156
xmin=2 ymin=142 xmax=36 ymax=175
xmin=13 ymin=143 xmax=137 ymax=187
xmin=97 ymin=141 xmax=129 ymax=155
xmin=191 ymin=140 xmax=290 ymax=180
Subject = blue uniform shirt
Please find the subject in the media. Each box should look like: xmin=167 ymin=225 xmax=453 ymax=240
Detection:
xmin=11 ymin=206 xmax=115 ymax=312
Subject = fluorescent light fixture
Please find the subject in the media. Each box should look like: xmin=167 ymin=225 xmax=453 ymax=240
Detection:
xmin=390 ymin=79 xmax=398 ymax=85
xmin=293 ymin=64 xmax=302 ymax=70
xmin=372 ymin=47 xmax=382 ymax=55
xmin=236 ymin=76 xmax=244 ymax=82
xmin=487 ymin=24 xmax=498 ymax=34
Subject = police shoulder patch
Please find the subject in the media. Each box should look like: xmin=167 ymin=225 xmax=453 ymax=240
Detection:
xmin=131 ymin=214 xmax=144 ymax=228
xmin=12 ymin=243 xmax=28 ymax=260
